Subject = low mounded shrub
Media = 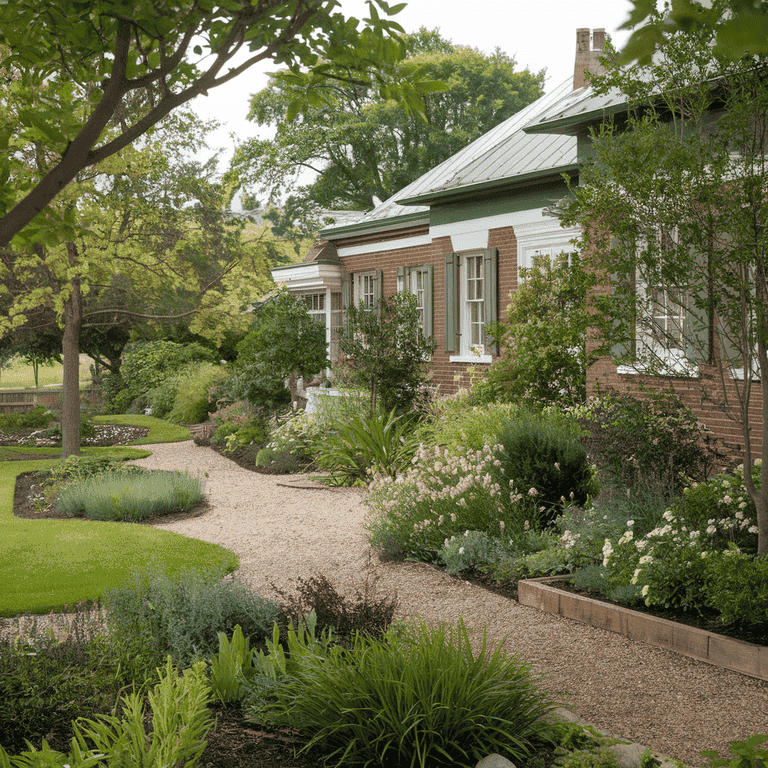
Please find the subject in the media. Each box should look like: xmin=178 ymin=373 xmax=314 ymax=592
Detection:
xmin=104 ymin=565 xmax=281 ymax=666
xmin=145 ymin=377 xmax=179 ymax=419
xmin=0 ymin=405 xmax=52 ymax=431
xmin=704 ymin=550 xmax=768 ymax=627
xmin=493 ymin=409 xmax=597 ymax=529
xmin=55 ymin=470 xmax=203 ymax=522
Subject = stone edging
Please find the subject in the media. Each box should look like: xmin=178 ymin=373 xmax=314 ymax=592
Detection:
xmin=518 ymin=575 xmax=767 ymax=682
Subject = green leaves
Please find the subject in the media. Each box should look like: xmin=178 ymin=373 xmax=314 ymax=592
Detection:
xmin=246 ymin=617 xmax=559 ymax=768
xmin=701 ymin=734 xmax=768 ymax=768
xmin=618 ymin=0 xmax=768 ymax=64
xmin=315 ymin=409 xmax=418 ymax=484
xmin=209 ymin=624 xmax=256 ymax=705
xmin=232 ymin=28 xmax=543 ymax=211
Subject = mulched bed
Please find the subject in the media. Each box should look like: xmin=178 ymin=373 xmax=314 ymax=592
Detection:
xmin=0 ymin=423 xmax=150 ymax=448
xmin=199 ymin=708 xmax=327 ymax=768
xmin=546 ymin=577 xmax=768 ymax=647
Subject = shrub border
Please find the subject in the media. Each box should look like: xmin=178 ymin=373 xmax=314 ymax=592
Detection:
xmin=518 ymin=576 xmax=767 ymax=681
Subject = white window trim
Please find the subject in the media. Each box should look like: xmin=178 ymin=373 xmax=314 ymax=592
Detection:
xmin=354 ymin=271 xmax=380 ymax=310
xmin=514 ymin=220 xmax=581 ymax=281
xmin=449 ymin=250 xmax=493 ymax=364
xmin=619 ymin=231 xmax=700 ymax=377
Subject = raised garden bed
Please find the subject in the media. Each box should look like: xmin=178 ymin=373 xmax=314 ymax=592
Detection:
xmin=518 ymin=575 xmax=768 ymax=682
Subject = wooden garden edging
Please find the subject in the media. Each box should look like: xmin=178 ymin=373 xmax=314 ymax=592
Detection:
xmin=518 ymin=575 xmax=767 ymax=681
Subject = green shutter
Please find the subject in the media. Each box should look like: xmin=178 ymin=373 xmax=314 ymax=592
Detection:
xmin=375 ymin=269 xmax=384 ymax=317
xmin=483 ymin=248 xmax=499 ymax=355
xmin=424 ymin=264 xmax=434 ymax=341
xmin=341 ymin=276 xmax=351 ymax=333
xmin=445 ymin=253 xmax=459 ymax=352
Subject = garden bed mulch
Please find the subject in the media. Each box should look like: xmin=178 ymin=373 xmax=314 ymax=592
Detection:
xmin=198 ymin=708 xmax=327 ymax=768
xmin=0 ymin=423 xmax=150 ymax=448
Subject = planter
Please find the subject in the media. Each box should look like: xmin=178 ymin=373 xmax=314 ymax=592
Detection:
xmin=518 ymin=575 xmax=768 ymax=682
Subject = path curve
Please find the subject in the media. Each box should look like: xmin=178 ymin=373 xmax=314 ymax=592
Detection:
xmin=134 ymin=441 xmax=767 ymax=766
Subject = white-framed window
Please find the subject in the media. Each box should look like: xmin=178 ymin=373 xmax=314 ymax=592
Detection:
xmin=397 ymin=264 xmax=433 ymax=338
xmin=354 ymin=271 xmax=381 ymax=310
xmin=616 ymin=230 xmax=698 ymax=377
xmin=445 ymin=249 xmax=498 ymax=362
xmin=303 ymin=292 xmax=326 ymax=323
xmin=514 ymin=219 xmax=580 ymax=281
xmin=330 ymin=291 xmax=342 ymax=360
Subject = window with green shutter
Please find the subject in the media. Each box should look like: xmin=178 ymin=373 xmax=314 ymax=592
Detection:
xmin=445 ymin=249 xmax=498 ymax=359
xmin=398 ymin=264 xmax=433 ymax=340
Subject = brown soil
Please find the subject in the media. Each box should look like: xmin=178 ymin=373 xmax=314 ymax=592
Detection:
xmin=199 ymin=708 xmax=328 ymax=768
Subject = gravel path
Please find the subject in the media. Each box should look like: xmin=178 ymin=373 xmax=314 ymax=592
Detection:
xmin=131 ymin=441 xmax=768 ymax=766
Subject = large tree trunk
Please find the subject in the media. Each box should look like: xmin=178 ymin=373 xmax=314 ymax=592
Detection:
xmin=62 ymin=269 xmax=83 ymax=458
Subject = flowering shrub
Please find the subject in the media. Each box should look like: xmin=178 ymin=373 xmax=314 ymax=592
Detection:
xmin=602 ymin=466 xmax=760 ymax=615
xmin=264 ymin=409 xmax=327 ymax=465
xmin=366 ymin=443 xmax=536 ymax=562
xmin=494 ymin=409 xmax=598 ymax=528
xmin=557 ymin=505 xmax=625 ymax=571
xmin=669 ymin=462 xmax=761 ymax=535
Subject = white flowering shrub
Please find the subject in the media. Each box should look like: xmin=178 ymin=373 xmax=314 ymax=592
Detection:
xmin=669 ymin=462 xmax=761 ymax=532
xmin=264 ymin=409 xmax=328 ymax=465
xmin=557 ymin=505 xmax=625 ymax=570
xmin=602 ymin=466 xmax=761 ymax=616
xmin=366 ymin=443 xmax=537 ymax=562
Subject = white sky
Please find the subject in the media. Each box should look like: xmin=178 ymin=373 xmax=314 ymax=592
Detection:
xmin=190 ymin=0 xmax=634 ymax=180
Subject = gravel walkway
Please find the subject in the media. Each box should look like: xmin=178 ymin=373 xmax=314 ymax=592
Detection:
xmin=129 ymin=440 xmax=768 ymax=766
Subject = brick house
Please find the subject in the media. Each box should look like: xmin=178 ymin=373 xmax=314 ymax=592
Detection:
xmin=272 ymin=29 xmax=607 ymax=395
xmin=522 ymin=44 xmax=765 ymax=460
xmin=272 ymin=28 xmax=761 ymax=456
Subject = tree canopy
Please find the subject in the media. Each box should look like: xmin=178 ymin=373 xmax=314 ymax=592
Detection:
xmin=620 ymin=0 xmax=768 ymax=64
xmin=229 ymin=27 xmax=545 ymax=212
xmin=0 ymin=106 xmax=274 ymax=455
xmin=0 ymin=0 xmax=427 ymax=248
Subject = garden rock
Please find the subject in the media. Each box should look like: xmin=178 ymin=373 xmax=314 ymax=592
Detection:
xmin=476 ymin=755 xmax=516 ymax=768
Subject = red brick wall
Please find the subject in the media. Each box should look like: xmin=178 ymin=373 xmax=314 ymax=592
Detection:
xmin=587 ymin=354 xmax=765 ymax=466
xmin=337 ymin=224 xmax=519 ymax=396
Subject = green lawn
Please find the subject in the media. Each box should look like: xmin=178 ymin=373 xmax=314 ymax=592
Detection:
xmin=0 ymin=354 xmax=94 ymax=389
xmin=0 ymin=416 xmax=236 ymax=617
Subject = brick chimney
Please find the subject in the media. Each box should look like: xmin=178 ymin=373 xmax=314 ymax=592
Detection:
xmin=573 ymin=28 xmax=606 ymax=90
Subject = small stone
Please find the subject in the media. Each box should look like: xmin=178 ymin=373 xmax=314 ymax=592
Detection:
xmin=476 ymin=755 xmax=517 ymax=768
